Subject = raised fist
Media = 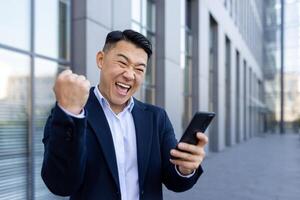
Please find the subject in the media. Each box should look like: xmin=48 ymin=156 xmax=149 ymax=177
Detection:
xmin=53 ymin=69 xmax=91 ymax=115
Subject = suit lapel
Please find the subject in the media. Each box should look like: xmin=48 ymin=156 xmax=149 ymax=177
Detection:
xmin=85 ymin=89 xmax=120 ymax=189
xmin=132 ymin=99 xmax=153 ymax=190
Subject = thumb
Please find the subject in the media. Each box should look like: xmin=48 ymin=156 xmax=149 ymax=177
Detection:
xmin=196 ymin=132 xmax=208 ymax=147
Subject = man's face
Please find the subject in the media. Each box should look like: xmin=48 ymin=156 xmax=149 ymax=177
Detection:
xmin=97 ymin=40 xmax=148 ymax=112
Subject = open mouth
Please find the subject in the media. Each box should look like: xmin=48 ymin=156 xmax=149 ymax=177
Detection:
xmin=115 ymin=82 xmax=131 ymax=96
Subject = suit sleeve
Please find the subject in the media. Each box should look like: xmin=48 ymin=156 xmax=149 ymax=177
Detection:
xmin=160 ymin=110 xmax=203 ymax=192
xmin=41 ymin=103 xmax=87 ymax=196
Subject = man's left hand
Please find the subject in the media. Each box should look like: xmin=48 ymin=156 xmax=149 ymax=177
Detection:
xmin=170 ymin=132 xmax=208 ymax=175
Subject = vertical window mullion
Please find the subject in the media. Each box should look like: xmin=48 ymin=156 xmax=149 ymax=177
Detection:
xmin=28 ymin=0 xmax=35 ymax=199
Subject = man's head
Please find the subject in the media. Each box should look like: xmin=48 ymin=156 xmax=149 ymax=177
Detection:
xmin=103 ymin=30 xmax=152 ymax=60
xmin=96 ymin=29 xmax=152 ymax=113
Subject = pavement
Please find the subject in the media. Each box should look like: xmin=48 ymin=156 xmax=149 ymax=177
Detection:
xmin=163 ymin=133 xmax=300 ymax=200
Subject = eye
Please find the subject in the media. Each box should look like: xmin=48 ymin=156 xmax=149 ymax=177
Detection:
xmin=118 ymin=61 xmax=127 ymax=67
xmin=135 ymin=68 xmax=145 ymax=73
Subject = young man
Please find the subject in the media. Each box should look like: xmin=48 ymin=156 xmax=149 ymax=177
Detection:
xmin=42 ymin=29 xmax=208 ymax=200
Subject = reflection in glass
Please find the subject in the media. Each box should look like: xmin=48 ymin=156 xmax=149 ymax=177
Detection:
xmin=35 ymin=0 xmax=71 ymax=60
xmin=0 ymin=0 xmax=30 ymax=50
xmin=0 ymin=49 xmax=30 ymax=199
xmin=34 ymin=58 xmax=68 ymax=200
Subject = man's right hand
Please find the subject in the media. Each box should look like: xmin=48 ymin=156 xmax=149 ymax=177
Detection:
xmin=53 ymin=69 xmax=91 ymax=115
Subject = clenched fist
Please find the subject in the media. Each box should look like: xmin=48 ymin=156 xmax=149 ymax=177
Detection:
xmin=53 ymin=69 xmax=91 ymax=115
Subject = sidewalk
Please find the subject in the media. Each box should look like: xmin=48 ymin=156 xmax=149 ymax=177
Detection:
xmin=164 ymin=133 xmax=300 ymax=200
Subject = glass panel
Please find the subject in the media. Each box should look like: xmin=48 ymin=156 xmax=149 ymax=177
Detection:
xmin=35 ymin=0 xmax=71 ymax=60
xmin=0 ymin=0 xmax=30 ymax=50
xmin=132 ymin=0 xmax=156 ymax=104
xmin=132 ymin=0 xmax=141 ymax=23
xmin=141 ymin=0 xmax=147 ymax=27
xmin=0 ymin=49 xmax=30 ymax=200
xmin=34 ymin=58 xmax=68 ymax=200
xmin=131 ymin=22 xmax=141 ymax=32
xmin=182 ymin=0 xmax=193 ymax=130
xmin=147 ymin=0 xmax=156 ymax=31
xmin=145 ymin=34 xmax=155 ymax=86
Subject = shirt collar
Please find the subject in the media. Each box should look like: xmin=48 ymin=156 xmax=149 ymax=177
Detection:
xmin=93 ymin=86 xmax=135 ymax=113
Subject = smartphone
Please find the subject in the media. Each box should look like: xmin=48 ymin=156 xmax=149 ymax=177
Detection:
xmin=178 ymin=111 xmax=215 ymax=145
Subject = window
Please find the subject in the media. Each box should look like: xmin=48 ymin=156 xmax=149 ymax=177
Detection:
xmin=34 ymin=59 xmax=69 ymax=200
xmin=0 ymin=1 xmax=71 ymax=199
xmin=35 ymin=0 xmax=71 ymax=60
xmin=0 ymin=49 xmax=30 ymax=200
xmin=225 ymin=36 xmax=231 ymax=146
xmin=132 ymin=0 xmax=156 ymax=104
xmin=209 ymin=15 xmax=219 ymax=151
xmin=236 ymin=50 xmax=240 ymax=142
xmin=181 ymin=0 xmax=194 ymax=129
xmin=0 ymin=0 xmax=30 ymax=50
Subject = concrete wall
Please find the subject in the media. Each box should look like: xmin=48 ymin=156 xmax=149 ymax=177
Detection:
xmin=164 ymin=0 xmax=184 ymax=137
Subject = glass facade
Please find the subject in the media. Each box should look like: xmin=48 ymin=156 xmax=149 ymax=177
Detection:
xmin=0 ymin=1 xmax=30 ymax=50
xmin=281 ymin=0 xmax=300 ymax=132
xmin=0 ymin=1 xmax=71 ymax=199
xmin=131 ymin=0 xmax=156 ymax=104
xmin=181 ymin=0 xmax=194 ymax=129
xmin=224 ymin=0 xmax=264 ymax=67
xmin=0 ymin=49 xmax=30 ymax=200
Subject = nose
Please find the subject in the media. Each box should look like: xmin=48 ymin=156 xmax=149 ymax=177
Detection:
xmin=123 ymin=68 xmax=135 ymax=81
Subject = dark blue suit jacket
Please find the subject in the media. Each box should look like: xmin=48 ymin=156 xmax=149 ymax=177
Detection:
xmin=42 ymin=88 xmax=203 ymax=200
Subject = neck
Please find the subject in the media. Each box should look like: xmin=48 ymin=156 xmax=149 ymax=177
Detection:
xmin=98 ymin=85 xmax=126 ymax=114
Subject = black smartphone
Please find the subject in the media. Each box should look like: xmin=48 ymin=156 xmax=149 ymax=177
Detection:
xmin=178 ymin=111 xmax=215 ymax=145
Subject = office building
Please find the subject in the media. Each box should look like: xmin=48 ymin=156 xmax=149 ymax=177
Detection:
xmin=0 ymin=0 xmax=276 ymax=199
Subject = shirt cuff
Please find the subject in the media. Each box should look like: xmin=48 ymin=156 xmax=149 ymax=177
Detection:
xmin=175 ymin=165 xmax=196 ymax=178
xmin=58 ymin=104 xmax=85 ymax=118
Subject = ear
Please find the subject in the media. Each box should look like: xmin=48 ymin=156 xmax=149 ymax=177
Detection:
xmin=96 ymin=51 xmax=105 ymax=70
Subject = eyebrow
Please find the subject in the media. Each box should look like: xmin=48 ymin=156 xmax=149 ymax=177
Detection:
xmin=116 ymin=53 xmax=146 ymax=68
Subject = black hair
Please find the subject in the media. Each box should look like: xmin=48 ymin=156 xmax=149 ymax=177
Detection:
xmin=103 ymin=29 xmax=152 ymax=59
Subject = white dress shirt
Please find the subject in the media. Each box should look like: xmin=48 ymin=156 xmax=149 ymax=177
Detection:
xmin=94 ymin=87 xmax=139 ymax=200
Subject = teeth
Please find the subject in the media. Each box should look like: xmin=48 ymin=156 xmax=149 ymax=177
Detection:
xmin=116 ymin=82 xmax=131 ymax=89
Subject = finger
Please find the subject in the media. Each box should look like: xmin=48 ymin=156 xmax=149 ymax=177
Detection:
xmin=170 ymin=149 xmax=198 ymax=162
xmin=77 ymin=75 xmax=86 ymax=81
xmin=196 ymin=132 xmax=208 ymax=147
xmin=84 ymin=80 xmax=91 ymax=88
xmin=177 ymin=142 xmax=201 ymax=155
xmin=169 ymin=159 xmax=200 ymax=170
xmin=68 ymin=73 xmax=79 ymax=82
xmin=60 ymin=69 xmax=72 ymax=76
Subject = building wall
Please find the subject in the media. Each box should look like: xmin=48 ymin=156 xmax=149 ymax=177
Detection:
xmin=72 ymin=0 xmax=266 ymax=151
xmin=196 ymin=0 xmax=264 ymax=151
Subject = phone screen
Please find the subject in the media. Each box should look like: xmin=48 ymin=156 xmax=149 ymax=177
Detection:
xmin=179 ymin=112 xmax=215 ymax=145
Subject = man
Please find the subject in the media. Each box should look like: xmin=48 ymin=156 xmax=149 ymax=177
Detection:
xmin=42 ymin=29 xmax=208 ymax=200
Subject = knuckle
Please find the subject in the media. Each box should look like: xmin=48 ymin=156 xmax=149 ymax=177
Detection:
xmin=204 ymin=135 xmax=209 ymax=144
xmin=193 ymin=163 xmax=198 ymax=169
